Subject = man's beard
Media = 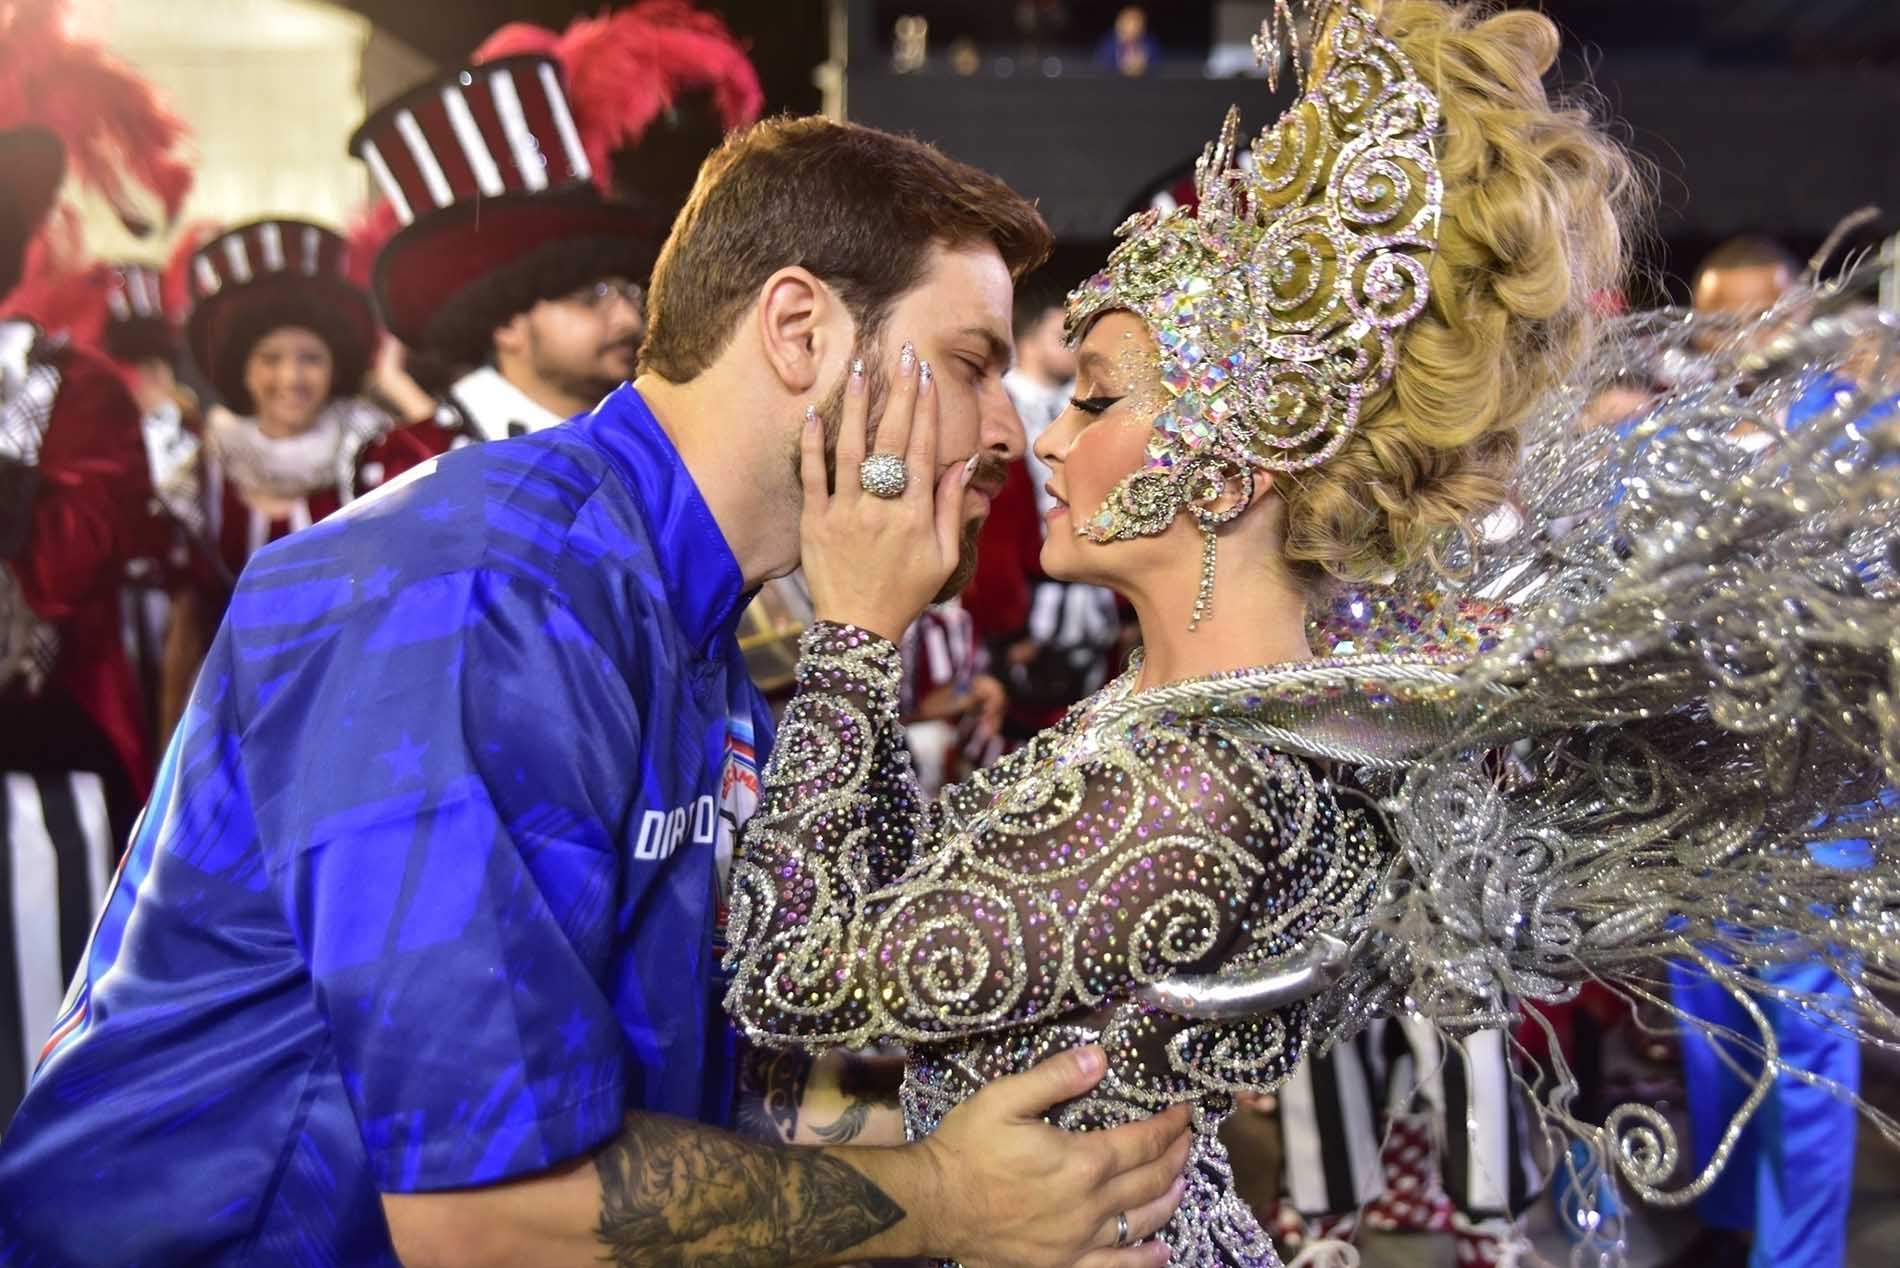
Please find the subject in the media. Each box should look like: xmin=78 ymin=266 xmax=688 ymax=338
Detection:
xmin=934 ymin=516 xmax=986 ymax=604
xmin=534 ymin=336 xmax=641 ymax=406
xmin=797 ymin=345 xmax=1002 ymax=605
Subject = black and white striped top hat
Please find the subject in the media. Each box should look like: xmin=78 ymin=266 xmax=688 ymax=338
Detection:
xmin=349 ymin=57 xmax=653 ymax=349
xmin=184 ymin=219 xmax=376 ymax=413
xmin=349 ymin=55 xmax=654 ymax=348
xmin=102 ymin=262 xmax=180 ymax=364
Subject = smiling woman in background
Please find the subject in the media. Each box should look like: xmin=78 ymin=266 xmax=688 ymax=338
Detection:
xmin=182 ymin=218 xmax=391 ymax=585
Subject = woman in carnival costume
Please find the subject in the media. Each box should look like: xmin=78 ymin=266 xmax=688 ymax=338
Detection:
xmin=181 ymin=219 xmax=389 ymax=587
xmin=720 ymin=2 xmax=1900 ymax=1266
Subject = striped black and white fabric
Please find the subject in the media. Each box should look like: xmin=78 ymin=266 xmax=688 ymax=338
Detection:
xmin=1278 ymin=1021 xmax=1387 ymax=1218
xmin=104 ymin=263 xmax=164 ymax=325
xmin=1280 ymin=1016 xmax=1545 ymax=1220
xmin=0 ymin=771 xmax=116 ymax=1128
xmin=351 ymin=54 xmax=595 ymax=230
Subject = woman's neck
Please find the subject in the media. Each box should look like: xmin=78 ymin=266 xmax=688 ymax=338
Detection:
xmin=1126 ymin=543 xmax=1314 ymax=690
xmin=254 ymin=410 xmax=317 ymax=440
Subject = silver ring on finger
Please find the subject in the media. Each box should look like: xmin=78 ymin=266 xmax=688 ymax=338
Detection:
xmin=1114 ymin=1210 xmax=1130 ymax=1248
xmin=858 ymin=453 xmax=909 ymax=499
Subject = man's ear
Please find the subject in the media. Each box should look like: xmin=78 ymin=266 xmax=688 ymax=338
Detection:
xmin=491 ymin=310 xmax=529 ymax=360
xmin=756 ymin=266 xmax=837 ymax=394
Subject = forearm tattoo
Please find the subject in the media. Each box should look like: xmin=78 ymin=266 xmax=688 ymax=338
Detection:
xmin=594 ymin=1112 xmax=905 ymax=1267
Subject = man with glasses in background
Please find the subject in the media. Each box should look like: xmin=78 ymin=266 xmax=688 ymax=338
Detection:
xmin=348 ymin=56 xmax=663 ymax=485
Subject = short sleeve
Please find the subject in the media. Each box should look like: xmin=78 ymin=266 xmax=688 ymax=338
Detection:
xmin=244 ymin=565 xmax=641 ymax=1192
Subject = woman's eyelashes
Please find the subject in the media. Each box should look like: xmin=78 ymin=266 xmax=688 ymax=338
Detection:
xmin=1071 ymin=394 xmax=1124 ymax=417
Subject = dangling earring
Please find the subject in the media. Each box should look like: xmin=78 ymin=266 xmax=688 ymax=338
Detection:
xmin=1184 ymin=459 xmax=1253 ymax=632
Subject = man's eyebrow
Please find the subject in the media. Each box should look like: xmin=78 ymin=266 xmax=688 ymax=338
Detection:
xmin=957 ymin=325 xmax=1014 ymax=370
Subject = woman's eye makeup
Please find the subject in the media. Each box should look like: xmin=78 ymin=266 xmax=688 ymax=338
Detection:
xmin=1071 ymin=394 xmax=1123 ymax=417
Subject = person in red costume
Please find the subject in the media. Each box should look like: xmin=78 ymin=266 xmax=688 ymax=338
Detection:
xmin=0 ymin=127 xmax=172 ymax=1126
xmin=349 ymin=1 xmax=764 ymax=490
xmin=0 ymin=0 xmax=196 ymax=1126
xmin=182 ymin=219 xmax=388 ymax=584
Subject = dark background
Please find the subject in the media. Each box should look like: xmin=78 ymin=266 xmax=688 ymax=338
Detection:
xmin=332 ymin=0 xmax=1900 ymax=303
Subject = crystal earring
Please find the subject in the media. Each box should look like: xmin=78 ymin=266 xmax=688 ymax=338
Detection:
xmin=1185 ymin=460 xmax=1253 ymax=632
xmin=1079 ymin=469 xmax=1185 ymax=544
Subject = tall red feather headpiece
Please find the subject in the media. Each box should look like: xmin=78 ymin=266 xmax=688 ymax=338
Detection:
xmin=0 ymin=0 xmax=194 ymax=237
xmin=476 ymin=0 xmax=765 ymax=189
xmin=346 ymin=0 xmax=763 ymax=283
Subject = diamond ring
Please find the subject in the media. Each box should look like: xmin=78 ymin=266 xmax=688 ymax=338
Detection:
xmin=858 ymin=453 xmax=909 ymax=499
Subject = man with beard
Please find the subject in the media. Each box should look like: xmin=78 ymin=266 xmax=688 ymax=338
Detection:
xmin=348 ymin=55 xmax=656 ymax=489
xmin=0 ymin=115 xmax=1189 ymax=1267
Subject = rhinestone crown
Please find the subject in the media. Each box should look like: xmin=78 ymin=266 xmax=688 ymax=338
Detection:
xmin=1066 ymin=0 xmax=1443 ymax=542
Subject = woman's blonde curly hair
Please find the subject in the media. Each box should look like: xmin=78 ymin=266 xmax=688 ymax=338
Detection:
xmin=1278 ymin=0 xmax=1644 ymax=589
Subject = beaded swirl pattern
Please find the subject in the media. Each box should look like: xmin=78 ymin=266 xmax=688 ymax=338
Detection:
xmin=1064 ymin=0 xmax=1443 ymax=542
xmin=723 ymin=622 xmax=1389 ymax=1266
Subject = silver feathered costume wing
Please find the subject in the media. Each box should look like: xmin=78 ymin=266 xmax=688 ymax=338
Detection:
xmin=1132 ymin=270 xmax=1900 ymax=1231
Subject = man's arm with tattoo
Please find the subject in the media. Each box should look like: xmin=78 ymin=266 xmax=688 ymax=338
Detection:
xmin=380 ymin=1044 xmax=1191 ymax=1268
xmin=593 ymin=1111 xmax=907 ymax=1266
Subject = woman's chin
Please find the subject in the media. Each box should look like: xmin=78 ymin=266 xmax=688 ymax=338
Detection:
xmin=1037 ymin=538 xmax=1089 ymax=585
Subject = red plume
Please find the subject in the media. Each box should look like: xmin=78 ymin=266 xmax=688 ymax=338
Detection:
xmin=344 ymin=199 xmax=401 ymax=293
xmin=0 ymin=0 xmax=195 ymax=235
xmin=3 ymin=219 xmax=111 ymax=348
xmin=2 ymin=212 xmax=211 ymax=370
xmin=474 ymin=0 xmax=764 ymax=195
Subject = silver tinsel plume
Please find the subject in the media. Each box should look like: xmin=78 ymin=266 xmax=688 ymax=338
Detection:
xmin=1134 ymin=256 xmax=1900 ymax=1260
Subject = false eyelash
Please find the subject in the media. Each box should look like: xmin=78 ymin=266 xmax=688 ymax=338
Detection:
xmin=1071 ymin=395 xmax=1123 ymax=416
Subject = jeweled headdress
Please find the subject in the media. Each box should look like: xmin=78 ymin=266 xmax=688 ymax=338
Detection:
xmin=1065 ymin=0 xmax=1443 ymax=623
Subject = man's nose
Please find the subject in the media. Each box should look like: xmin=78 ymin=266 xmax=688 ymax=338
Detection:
xmin=982 ymin=380 xmax=1026 ymax=462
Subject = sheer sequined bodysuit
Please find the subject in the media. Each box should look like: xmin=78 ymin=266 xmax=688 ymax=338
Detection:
xmin=724 ymin=623 xmax=1390 ymax=1268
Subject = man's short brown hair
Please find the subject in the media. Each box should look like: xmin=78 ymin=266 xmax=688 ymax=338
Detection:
xmin=638 ymin=116 xmax=1052 ymax=382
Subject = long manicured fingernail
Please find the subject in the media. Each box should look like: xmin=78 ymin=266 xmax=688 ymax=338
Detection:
xmin=899 ymin=341 xmax=915 ymax=374
xmin=960 ymin=453 xmax=978 ymax=487
xmin=849 ymin=357 xmax=865 ymax=393
xmin=804 ymin=405 xmax=819 ymax=428
xmin=918 ymin=359 xmax=934 ymax=391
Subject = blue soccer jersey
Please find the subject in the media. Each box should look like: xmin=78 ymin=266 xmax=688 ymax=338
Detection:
xmin=0 ymin=386 xmax=773 ymax=1263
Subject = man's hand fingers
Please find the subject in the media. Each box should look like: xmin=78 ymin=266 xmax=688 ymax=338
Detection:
xmin=1099 ymin=1140 xmax=1189 ymax=1226
xmin=1093 ymin=1102 xmax=1192 ymax=1175
xmin=1073 ymin=1177 xmax=1183 ymax=1268
xmin=1123 ymin=1172 xmax=1186 ymax=1244
xmin=1075 ymin=1235 xmax=1173 ymax=1268
xmin=979 ymin=1044 xmax=1107 ymax=1120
